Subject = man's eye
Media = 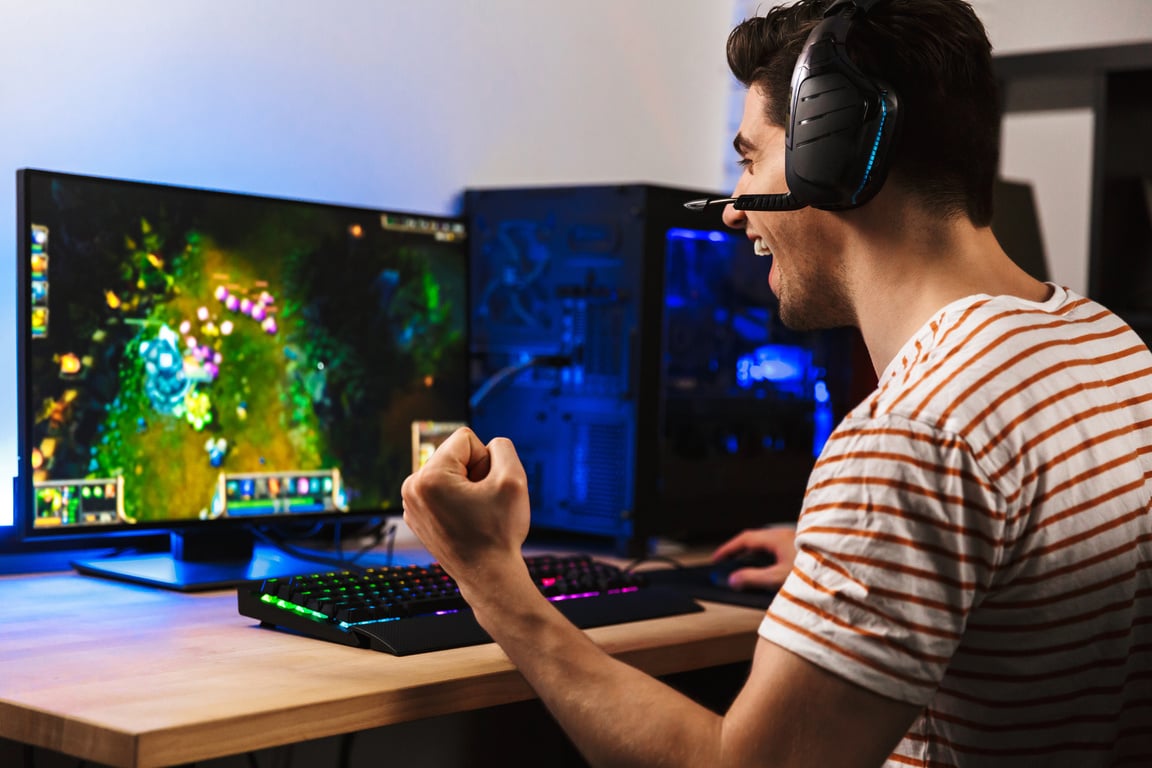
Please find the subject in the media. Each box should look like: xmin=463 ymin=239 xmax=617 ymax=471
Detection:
xmin=737 ymin=157 xmax=753 ymax=172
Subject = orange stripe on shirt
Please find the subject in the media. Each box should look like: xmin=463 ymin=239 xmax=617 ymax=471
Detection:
xmin=943 ymin=643 xmax=1151 ymax=683
xmin=931 ymin=328 xmax=1139 ymax=430
xmin=884 ymin=300 xmax=992 ymax=414
xmin=965 ymin=589 xmax=1152 ymax=636
xmin=775 ymin=588 xmax=953 ymax=665
xmin=807 ymin=475 xmax=1001 ymax=525
xmin=920 ymin=703 xmax=1148 ymax=734
xmin=804 ymin=548 xmax=976 ymax=602
xmin=1034 ymin=455 xmax=1146 ymax=514
xmin=815 ymin=449 xmax=995 ymax=495
xmin=1021 ymin=506 xmax=1148 ymax=559
xmin=789 ymin=562 xmax=963 ymax=640
xmin=980 ymin=563 xmax=1152 ymax=612
xmin=764 ymin=611 xmax=938 ymax=690
xmin=934 ymin=668 xmax=1152 ymax=710
xmin=801 ymin=500 xmax=1003 ymax=548
xmin=824 ymin=424 xmax=968 ymax=452
xmin=802 ymin=524 xmax=996 ymax=571
xmin=1005 ymin=533 xmax=1152 ymax=589
xmin=898 ymin=306 xmax=1108 ymax=421
xmin=1019 ymin=419 xmax=1152 ymax=511
xmin=972 ymin=368 xmax=1152 ymax=465
xmin=987 ymin=392 xmax=1152 ymax=482
xmin=955 ymin=617 xmax=1152 ymax=658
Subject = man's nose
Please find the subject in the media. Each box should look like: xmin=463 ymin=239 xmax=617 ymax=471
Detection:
xmin=722 ymin=174 xmax=750 ymax=229
xmin=721 ymin=196 xmax=746 ymax=229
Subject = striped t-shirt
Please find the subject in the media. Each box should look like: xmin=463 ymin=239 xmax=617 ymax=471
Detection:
xmin=760 ymin=285 xmax=1152 ymax=766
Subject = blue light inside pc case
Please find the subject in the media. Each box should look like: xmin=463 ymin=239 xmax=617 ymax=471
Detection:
xmin=735 ymin=344 xmax=810 ymax=390
xmin=664 ymin=228 xmax=832 ymax=460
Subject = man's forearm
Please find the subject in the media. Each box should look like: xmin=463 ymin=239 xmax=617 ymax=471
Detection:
xmin=464 ymin=573 xmax=725 ymax=768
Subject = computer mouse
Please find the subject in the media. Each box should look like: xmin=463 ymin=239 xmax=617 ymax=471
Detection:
xmin=709 ymin=551 xmax=777 ymax=590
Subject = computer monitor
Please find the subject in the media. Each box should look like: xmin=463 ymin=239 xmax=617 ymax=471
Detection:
xmin=14 ymin=169 xmax=470 ymax=589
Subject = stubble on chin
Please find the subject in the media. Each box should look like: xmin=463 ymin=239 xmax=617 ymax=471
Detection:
xmin=775 ymin=261 xmax=854 ymax=332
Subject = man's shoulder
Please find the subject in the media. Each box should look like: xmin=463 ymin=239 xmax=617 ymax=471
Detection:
xmin=866 ymin=289 xmax=1143 ymax=421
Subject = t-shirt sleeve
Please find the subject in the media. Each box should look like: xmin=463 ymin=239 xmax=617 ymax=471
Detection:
xmin=759 ymin=413 xmax=1009 ymax=706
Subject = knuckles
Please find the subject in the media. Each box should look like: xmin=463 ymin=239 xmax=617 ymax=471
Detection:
xmin=401 ymin=455 xmax=529 ymax=510
xmin=491 ymin=471 xmax=528 ymax=501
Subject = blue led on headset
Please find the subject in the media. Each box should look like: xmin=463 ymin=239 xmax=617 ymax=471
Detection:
xmin=851 ymin=92 xmax=888 ymax=205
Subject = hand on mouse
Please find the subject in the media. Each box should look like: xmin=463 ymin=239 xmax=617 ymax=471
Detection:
xmin=710 ymin=525 xmax=797 ymax=591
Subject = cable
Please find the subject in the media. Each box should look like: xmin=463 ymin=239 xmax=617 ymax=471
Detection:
xmin=251 ymin=517 xmax=399 ymax=574
xmin=469 ymin=359 xmax=537 ymax=410
xmin=470 ymin=354 xmax=573 ymax=410
xmin=249 ymin=526 xmax=369 ymax=574
xmin=341 ymin=519 xmax=398 ymax=566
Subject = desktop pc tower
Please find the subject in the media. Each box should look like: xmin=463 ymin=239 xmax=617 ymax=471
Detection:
xmin=465 ymin=184 xmax=864 ymax=556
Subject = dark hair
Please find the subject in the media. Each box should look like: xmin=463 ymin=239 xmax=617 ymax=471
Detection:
xmin=726 ymin=0 xmax=1000 ymax=225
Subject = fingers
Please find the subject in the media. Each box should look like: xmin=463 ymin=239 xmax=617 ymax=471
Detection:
xmin=466 ymin=449 xmax=492 ymax=482
xmin=466 ymin=435 xmax=518 ymax=482
xmin=727 ymin=563 xmax=791 ymax=591
xmin=483 ymin=437 xmax=524 ymax=479
xmin=712 ymin=526 xmax=797 ymax=562
xmin=401 ymin=431 xmax=533 ymax=580
xmin=401 ymin=430 xmax=527 ymax=513
xmin=422 ymin=427 xmax=489 ymax=474
xmin=710 ymin=525 xmax=798 ymax=592
xmin=485 ymin=436 xmax=519 ymax=462
xmin=711 ymin=529 xmax=760 ymax=562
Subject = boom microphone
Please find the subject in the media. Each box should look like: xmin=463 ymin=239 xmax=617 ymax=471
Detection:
xmin=683 ymin=193 xmax=806 ymax=212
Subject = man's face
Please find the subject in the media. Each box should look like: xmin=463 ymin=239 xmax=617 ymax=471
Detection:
xmin=722 ymin=87 xmax=853 ymax=331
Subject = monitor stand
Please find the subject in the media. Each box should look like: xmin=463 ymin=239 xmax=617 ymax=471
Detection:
xmin=71 ymin=528 xmax=323 ymax=592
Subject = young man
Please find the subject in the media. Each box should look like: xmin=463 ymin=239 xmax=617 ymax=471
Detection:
xmin=402 ymin=1 xmax=1152 ymax=764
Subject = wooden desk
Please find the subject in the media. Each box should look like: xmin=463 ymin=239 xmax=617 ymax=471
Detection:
xmin=0 ymin=567 xmax=764 ymax=767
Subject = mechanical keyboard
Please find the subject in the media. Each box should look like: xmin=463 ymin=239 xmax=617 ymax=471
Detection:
xmin=237 ymin=553 xmax=703 ymax=655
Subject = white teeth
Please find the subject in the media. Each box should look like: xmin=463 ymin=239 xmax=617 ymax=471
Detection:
xmin=753 ymin=240 xmax=773 ymax=257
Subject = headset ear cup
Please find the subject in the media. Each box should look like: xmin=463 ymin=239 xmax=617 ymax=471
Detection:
xmin=783 ymin=2 xmax=901 ymax=210
xmin=786 ymin=69 xmax=874 ymax=205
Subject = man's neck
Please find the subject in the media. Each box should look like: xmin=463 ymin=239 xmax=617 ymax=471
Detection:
xmin=847 ymin=209 xmax=1050 ymax=377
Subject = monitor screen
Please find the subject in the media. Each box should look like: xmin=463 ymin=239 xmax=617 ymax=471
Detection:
xmin=15 ymin=169 xmax=469 ymax=587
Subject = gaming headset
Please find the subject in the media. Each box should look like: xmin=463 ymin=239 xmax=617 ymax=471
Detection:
xmin=686 ymin=0 xmax=901 ymax=213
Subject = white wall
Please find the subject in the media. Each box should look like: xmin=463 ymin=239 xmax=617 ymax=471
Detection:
xmin=970 ymin=0 xmax=1152 ymax=54
xmin=0 ymin=0 xmax=737 ymax=527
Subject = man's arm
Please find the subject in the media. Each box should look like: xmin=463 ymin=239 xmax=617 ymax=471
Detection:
xmin=401 ymin=429 xmax=921 ymax=767
xmin=464 ymin=565 xmax=921 ymax=768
